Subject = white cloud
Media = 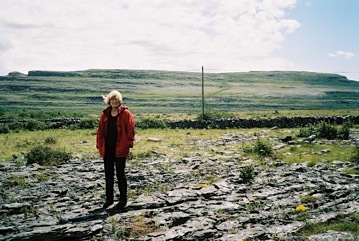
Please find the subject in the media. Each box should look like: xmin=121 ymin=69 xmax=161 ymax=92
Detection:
xmin=0 ymin=0 xmax=300 ymax=75
xmin=329 ymin=50 xmax=355 ymax=59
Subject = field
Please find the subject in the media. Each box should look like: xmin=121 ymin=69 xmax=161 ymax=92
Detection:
xmin=1 ymin=69 xmax=359 ymax=117
xmin=1 ymin=124 xmax=358 ymax=240
xmin=0 ymin=69 xmax=359 ymax=240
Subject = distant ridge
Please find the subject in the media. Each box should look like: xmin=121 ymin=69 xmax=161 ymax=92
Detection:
xmin=2 ymin=69 xmax=352 ymax=83
xmin=1 ymin=69 xmax=358 ymax=114
xmin=24 ymin=68 xmax=348 ymax=77
xmin=26 ymin=69 xmax=199 ymax=79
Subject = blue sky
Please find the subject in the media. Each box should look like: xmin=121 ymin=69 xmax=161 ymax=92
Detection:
xmin=279 ymin=0 xmax=359 ymax=80
xmin=0 ymin=0 xmax=358 ymax=80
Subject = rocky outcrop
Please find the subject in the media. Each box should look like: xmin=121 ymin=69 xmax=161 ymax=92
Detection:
xmin=0 ymin=133 xmax=358 ymax=241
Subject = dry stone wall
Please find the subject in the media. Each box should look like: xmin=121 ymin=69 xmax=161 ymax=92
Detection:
xmin=1 ymin=115 xmax=358 ymax=130
xmin=167 ymin=115 xmax=359 ymax=129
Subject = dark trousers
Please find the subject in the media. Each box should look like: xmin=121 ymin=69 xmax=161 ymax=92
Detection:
xmin=104 ymin=146 xmax=127 ymax=202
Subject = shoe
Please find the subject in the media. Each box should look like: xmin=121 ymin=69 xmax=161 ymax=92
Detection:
xmin=115 ymin=200 xmax=127 ymax=209
xmin=102 ymin=200 xmax=113 ymax=208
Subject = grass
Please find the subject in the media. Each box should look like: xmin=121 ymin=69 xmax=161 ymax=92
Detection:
xmin=1 ymin=115 xmax=358 ymax=239
xmin=0 ymin=126 xmax=238 ymax=162
xmin=8 ymin=174 xmax=28 ymax=187
xmin=0 ymin=129 xmax=98 ymax=162
xmin=111 ymin=214 xmax=166 ymax=239
xmin=2 ymin=124 xmax=358 ymax=168
xmin=276 ymin=142 xmax=356 ymax=165
xmin=1 ymin=70 xmax=359 ymax=115
xmin=2 ymin=68 xmax=359 ymax=239
xmin=297 ymin=213 xmax=359 ymax=238
xmin=131 ymin=128 xmax=224 ymax=161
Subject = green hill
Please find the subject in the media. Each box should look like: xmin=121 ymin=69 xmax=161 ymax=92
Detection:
xmin=0 ymin=69 xmax=358 ymax=115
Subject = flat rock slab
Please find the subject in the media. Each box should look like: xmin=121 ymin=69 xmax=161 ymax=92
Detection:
xmin=1 ymin=132 xmax=358 ymax=241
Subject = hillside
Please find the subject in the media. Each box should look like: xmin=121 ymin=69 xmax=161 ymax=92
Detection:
xmin=1 ymin=69 xmax=359 ymax=115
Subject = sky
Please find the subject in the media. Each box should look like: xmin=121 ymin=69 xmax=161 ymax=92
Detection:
xmin=0 ymin=0 xmax=358 ymax=80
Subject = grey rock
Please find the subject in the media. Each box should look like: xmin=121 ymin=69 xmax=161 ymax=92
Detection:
xmin=308 ymin=230 xmax=357 ymax=241
xmin=0 ymin=131 xmax=358 ymax=241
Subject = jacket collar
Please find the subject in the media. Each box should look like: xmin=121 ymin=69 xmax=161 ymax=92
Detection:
xmin=103 ymin=106 xmax=128 ymax=116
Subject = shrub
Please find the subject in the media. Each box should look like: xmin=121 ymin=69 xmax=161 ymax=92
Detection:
xmin=26 ymin=120 xmax=46 ymax=131
xmin=8 ymin=121 xmax=24 ymax=131
xmin=316 ymin=122 xmax=337 ymax=139
xmin=136 ymin=117 xmax=168 ymax=129
xmin=350 ymin=147 xmax=359 ymax=164
xmin=239 ymin=166 xmax=255 ymax=183
xmin=253 ymin=140 xmax=273 ymax=157
xmin=298 ymin=122 xmax=351 ymax=140
xmin=18 ymin=111 xmax=29 ymax=118
xmin=242 ymin=144 xmax=253 ymax=154
xmin=342 ymin=121 xmax=354 ymax=129
xmin=197 ymin=111 xmax=236 ymax=120
xmin=77 ymin=118 xmax=97 ymax=129
xmin=337 ymin=125 xmax=350 ymax=140
xmin=297 ymin=124 xmax=317 ymax=138
xmin=307 ymin=160 xmax=318 ymax=167
xmin=25 ymin=145 xmax=71 ymax=166
xmin=0 ymin=124 xmax=10 ymax=134
xmin=44 ymin=137 xmax=57 ymax=144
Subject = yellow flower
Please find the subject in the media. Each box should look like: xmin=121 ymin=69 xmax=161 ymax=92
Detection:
xmin=237 ymin=239 xmax=245 ymax=241
xmin=296 ymin=204 xmax=308 ymax=212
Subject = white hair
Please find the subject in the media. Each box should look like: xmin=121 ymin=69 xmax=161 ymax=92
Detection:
xmin=102 ymin=90 xmax=122 ymax=105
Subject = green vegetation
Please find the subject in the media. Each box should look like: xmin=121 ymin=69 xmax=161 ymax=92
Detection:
xmin=300 ymin=195 xmax=319 ymax=203
xmin=197 ymin=110 xmax=237 ymax=120
xmin=1 ymin=122 xmax=358 ymax=166
xmin=1 ymin=70 xmax=359 ymax=116
xmin=0 ymin=129 xmax=98 ymax=162
xmin=0 ymin=114 xmax=98 ymax=134
xmin=136 ymin=116 xmax=169 ymax=129
xmin=1 ymin=69 xmax=358 ymax=239
xmin=239 ymin=165 xmax=255 ymax=183
xmin=8 ymin=174 xmax=28 ymax=187
xmin=110 ymin=214 xmax=166 ymax=240
xmin=297 ymin=213 xmax=359 ymax=238
xmin=25 ymin=145 xmax=71 ymax=166
xmin=278 ymin=142 xmax=357 ymax=165
xmin=242 ymin=139 xmax=274 ymax=159
xmin=0 ymin=109 xmax=82 ymax=121
xmin=298 ymin=122 xmax=351 ymax=140
xmin=350 ymin=146 xmax=359 ymax=164
xmin=253 ymin=139 xmax=274 ymax=158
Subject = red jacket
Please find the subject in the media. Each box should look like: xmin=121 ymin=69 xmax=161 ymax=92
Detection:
xmin=96 ymin=106 xmax=135 ymax=158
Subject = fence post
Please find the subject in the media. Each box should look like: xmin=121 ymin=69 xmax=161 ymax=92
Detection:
xmin=202 ymin=66 xmax=204 ymax=120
